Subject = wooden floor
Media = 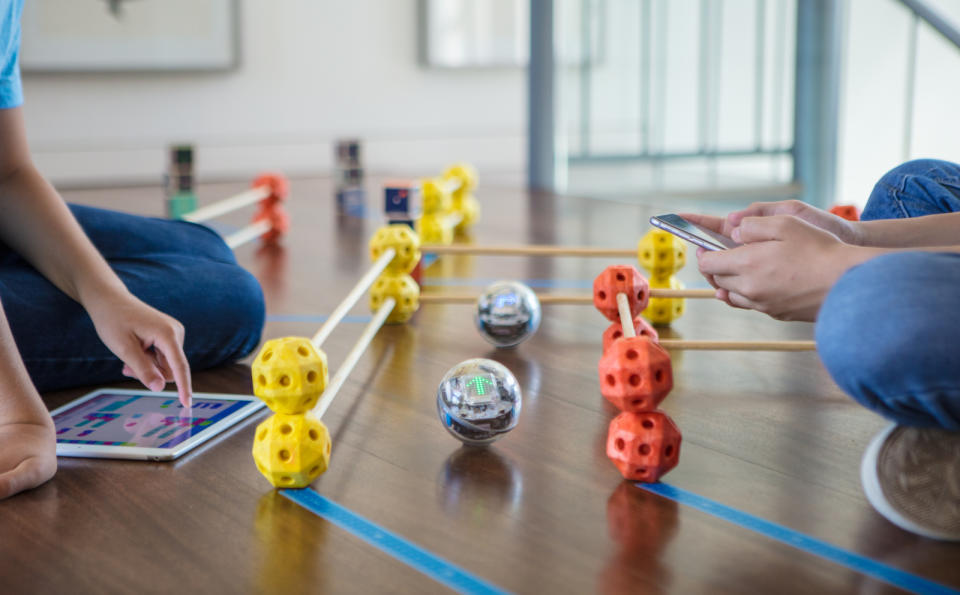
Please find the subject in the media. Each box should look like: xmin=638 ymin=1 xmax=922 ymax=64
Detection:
xmin=1 ymin=177 xmax=958 ymax=594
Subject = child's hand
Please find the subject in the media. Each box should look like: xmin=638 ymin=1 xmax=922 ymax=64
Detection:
xmin=85 ymin=292 xmax=193 ymax=407
xmin=696 ymin=215 xmax=878 ymax=322
xmin=725 ymin=200 xmax=862 ymax=245
xmin=0 ymin=420 xmax=56 ymax=499
xmin=679 ymin=212 xmax=736 ymax=238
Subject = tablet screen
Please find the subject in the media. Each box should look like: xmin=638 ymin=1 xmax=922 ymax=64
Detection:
xmin=53 ymin=392 xmax=252 ymax=449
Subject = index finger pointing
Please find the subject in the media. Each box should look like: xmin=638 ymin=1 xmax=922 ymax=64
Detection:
xmin=154 ymin=335 xmax=192 ymax=407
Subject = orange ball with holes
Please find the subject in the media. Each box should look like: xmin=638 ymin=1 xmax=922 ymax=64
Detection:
xmin=606 ymin=410 xmax=681 ymax=483
xmin=602 ymin=316 xmax=659 ymax=354
xmin=598 ymin=336 xmax=672 ymax=413
xmin=829 ymin=204 xmax=860 ymax=221
xmin=253 ymin=172 xmax=290 ymax=207
xmin=252 ymin=203 xmax=290 ymax=243
xmin=593 ymin=265 xmax=650 ymax=322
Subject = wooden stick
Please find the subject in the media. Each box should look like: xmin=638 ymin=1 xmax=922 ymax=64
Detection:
xmin=313 ymin=297 xmax=395 ymax=419
xmin=223 ymin=219 xmax=272 ymax=249
xmin=441 ymin=178 xmax=463 ymax=195
xmin=657 ymin=340 xmax=816 ymax=351
xmin=616 ymin=293 xmax=636 ymax=338
xmin=182 ymin=185 xmax=272 ymax=223
xmin=419 ymin=289 xmax=714 ymax=305
xmin=445 ymin=212 xmax=464 ymax=228
xmin=311 ymin=248 xmax=396 ymax=348
xmin=420 ymin=244 xmax=635 ymax=257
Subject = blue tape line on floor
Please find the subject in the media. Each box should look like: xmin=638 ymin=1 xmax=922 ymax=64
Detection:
xmin=282 ymin=489 xmax=510 ymax=595
xmin=640 ymin=482 xmax=959 ymax=595
xmin=266 ymin=314 xmax=372 ymax=324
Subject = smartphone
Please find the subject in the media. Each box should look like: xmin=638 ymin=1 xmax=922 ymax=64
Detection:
xmin=649 ymin=214 xmax=740 ymax=251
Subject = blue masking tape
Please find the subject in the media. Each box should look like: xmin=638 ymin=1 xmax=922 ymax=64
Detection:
xmin=640 ymin=482 xmax=959 ymax=595
xmin=282 ymin=489 xmax=510 ymax=595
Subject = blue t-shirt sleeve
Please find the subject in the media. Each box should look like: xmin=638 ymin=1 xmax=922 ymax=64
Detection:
xmin=0 ymin=0 xmax=23 ymax=109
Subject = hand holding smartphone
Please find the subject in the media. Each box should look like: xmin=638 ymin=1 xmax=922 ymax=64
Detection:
xmin=649 ymin=214 xmax=740 ymax=251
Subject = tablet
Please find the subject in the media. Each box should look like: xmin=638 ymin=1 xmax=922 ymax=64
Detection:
xmin=51 ymin=389 xmax=266 ymax=461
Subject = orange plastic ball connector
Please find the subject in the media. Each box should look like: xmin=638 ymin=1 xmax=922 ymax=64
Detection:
xmin=606 ymin=410 xmax=682 ymax=483
xmin=598 ymin=336 xmax=673 ymax=413
xmin=253 ymin=172 xmax=290 ymax=208
xmin=253 ymin=203 xmax=290 ymax=244
xmin=593 ymin=265 xmax=650 ymax=322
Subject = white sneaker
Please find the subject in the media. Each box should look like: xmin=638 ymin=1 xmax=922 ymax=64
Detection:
xmin=861 ymin=424 xmax=960 ymax=541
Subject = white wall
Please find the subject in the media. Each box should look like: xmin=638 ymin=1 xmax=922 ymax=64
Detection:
xmin=22 ymin=0 xmax=526 ymax=186
xmin=23 ymin=0 xmax=960 ymax=201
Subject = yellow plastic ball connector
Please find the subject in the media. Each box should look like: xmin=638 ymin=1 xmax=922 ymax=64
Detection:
xmin=252 ymin=413 xmax=331 ymax=488
xmin=643 ymin=276 xmax=686 ymax=325
xmin=370 ymin=273 xmax=420 ymax=324
xmin=638 ymin=229 xmax=687 ymax=279
xmin=251 ymin=337 xmax=329 ymax=414
xmin=369 ymin=224 xmax=422 ymax=275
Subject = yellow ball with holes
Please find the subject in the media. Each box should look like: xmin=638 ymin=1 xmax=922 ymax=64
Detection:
xmin=251 ymin=337 xmax=329 ymax=414
xmin=451 ymin=193 xmax=480 ymax=232
xmin=416 ymin=213 xmax=453 ymax=245
xmin=369 ymin=224 xmax=421 ymax=275
xmin=638 ymin=229 xmax=687 ymax=279
xmin=642 ymin=275 xmax=686 ymax=326
xmin=252 ymin=413 xmax=331 ymax=488
xmin=443 ymin=162 xmax=478 ymax=195
xmin=370 ymin=272 xmax=420 ymax=324
xmin=420 ymin=178 xmax=452 ymax=215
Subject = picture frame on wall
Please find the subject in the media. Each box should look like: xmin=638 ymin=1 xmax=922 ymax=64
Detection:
xmin=20 ymin=0 xmax=239 ymax=72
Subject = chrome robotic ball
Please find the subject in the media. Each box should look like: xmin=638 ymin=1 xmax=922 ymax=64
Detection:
xmin=474 ymin=281 xmax=542 ymax=348
xmin=436 ymin=358 xmax=522 ymax=446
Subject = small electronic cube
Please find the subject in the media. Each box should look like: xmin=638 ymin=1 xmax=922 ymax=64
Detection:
xmin=384 ymin=181 xmax=419 ymax=223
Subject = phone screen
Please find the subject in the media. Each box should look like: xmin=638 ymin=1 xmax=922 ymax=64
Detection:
xmin=650 ymin=214 xmax=740 ymax=251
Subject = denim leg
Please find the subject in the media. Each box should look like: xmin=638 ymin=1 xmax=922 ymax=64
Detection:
xmin=815 ymin=252 xmax=960 ymax=430
xmin=0 ymin=206 xmax=264 ymax=392
xmin=862 ymin=159 xmax=960 ymax=220
xmin=0 ymin=204 xmax=236 ymax=268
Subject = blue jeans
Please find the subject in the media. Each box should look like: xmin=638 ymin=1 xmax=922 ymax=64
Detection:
xmin=0 ymin=205 xmax=265 ymax=392
xmin=815 ymin=159 xmax=960 ymax=430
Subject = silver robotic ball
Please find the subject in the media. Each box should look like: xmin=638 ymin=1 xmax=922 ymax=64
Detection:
xmin=474 ymin=281 xmax=542 ymax=348
xmin=436 ymin=358 xmax=522 ymax=446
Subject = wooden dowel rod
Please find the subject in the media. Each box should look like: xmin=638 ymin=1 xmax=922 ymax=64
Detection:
xmin=312 ymin=248 xmax=396 ymax=348
xmin=441 ymin=178 xmax=463 ymax=194
xmin=657 ymin=340 xmax=816 ymax=351
xmin=650 ymin=288 xmax=715 ymax=299
xmin=183 ymin=185 xmax=272 ymax=223
xmin=616 ymin=292 xmax=636 ymax=338
xmin=224 ymin=219 xmax=272 ymax=249
xmin=445 ymin=212 xmax=463 ymax=227
xmin=421 ymin=244 xmax=635 ymax=257
xmin=313 ymin=297 xmax=395 ymax=419
xmin=419 ymin=289 xmax=714 ymax=305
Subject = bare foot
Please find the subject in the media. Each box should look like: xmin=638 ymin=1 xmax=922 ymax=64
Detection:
xmin=0 ymin=420 xmax=56 ymax=499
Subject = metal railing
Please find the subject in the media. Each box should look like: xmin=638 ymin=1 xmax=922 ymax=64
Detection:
xmin=563 ymin=0 xmax=795 ymax=165
xmin=528 ymin=0 xmax=960 ymax=206
xmin=896 ymin=0 xmax=960 ymax=160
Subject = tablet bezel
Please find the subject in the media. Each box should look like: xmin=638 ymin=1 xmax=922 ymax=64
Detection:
xmin=51 ymin=388 xmax=266 ymax=461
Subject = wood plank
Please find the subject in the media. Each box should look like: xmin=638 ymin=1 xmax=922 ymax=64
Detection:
xmin=0 ymin=178 xmax=956 ymax=593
